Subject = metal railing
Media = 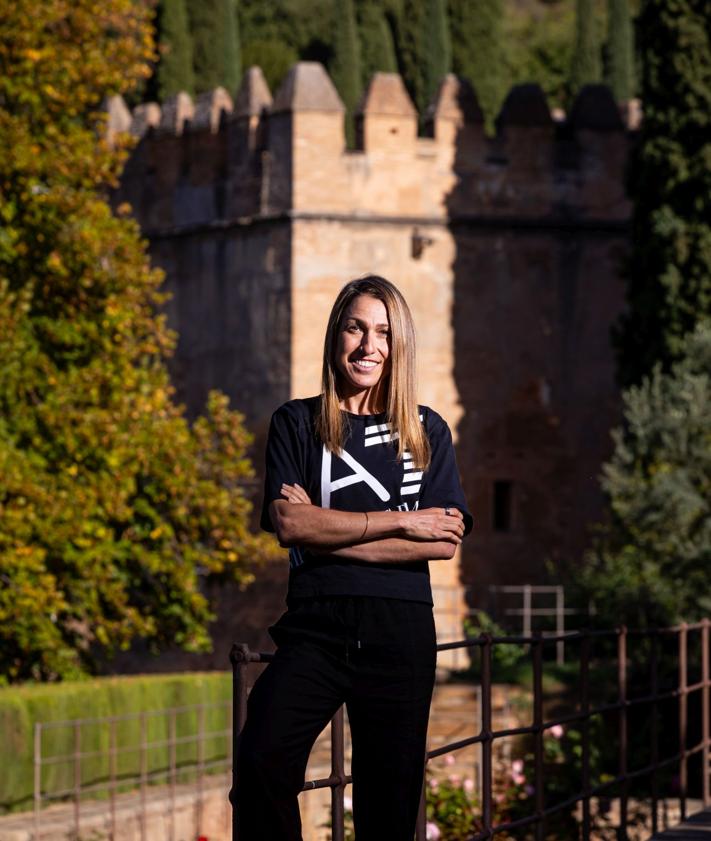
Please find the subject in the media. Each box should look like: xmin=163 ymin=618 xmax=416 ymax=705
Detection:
xmin=432 ymin=584 xmax=587 ymax=666
xmin=33 ymin=700 xmax=231 ymax=841
xmin=231 ymin=618 xmax=711 ymax=840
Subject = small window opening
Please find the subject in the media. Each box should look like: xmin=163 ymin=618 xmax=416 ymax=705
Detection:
xmin=492 ymin=480 xmax=512 ymax=532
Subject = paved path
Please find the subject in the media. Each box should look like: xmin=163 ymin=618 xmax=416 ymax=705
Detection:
xmin=650 ymin=809 xmax=711 ymax=839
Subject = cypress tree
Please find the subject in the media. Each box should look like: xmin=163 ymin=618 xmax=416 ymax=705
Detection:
xmin=448 ymin=0 xmax=505 ymax=131
xmin=357 ymin=0 xmax=397 ymax=90
xmin=188 ymin=0 xmax=241 ymax=94
xmin=613 ymin=0 xmax=711 ymax=387
xmin=604 ymin=0 xmax=635 ymax=100
xmin=330 ymin=0 xmax=362 ymax=148
xmin=157 ymin=0 xmax=195 ymax=98
xmin=223 ymin=0 xmax=242 ymax=94
xmin=423 ymin=0 xmax=452 ymax=111
xmin=395 ymin=0 xmax=451 ymax=119
xmin=569 ymin=0 xmax=602 ymax=94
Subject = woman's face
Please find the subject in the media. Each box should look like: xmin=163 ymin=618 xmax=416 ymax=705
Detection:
xmin=335 ymin=294 xmax=391 ymax=398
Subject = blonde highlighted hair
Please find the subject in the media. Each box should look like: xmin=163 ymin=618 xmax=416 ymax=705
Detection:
xmin=315 ymin=275 xmax=431 ymax=471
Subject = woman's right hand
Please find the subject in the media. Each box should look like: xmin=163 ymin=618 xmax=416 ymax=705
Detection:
xmin=401 ymin=507 xmax=465 ymax=544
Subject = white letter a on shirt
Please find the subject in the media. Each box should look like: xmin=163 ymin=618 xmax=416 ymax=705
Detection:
xmin=321 ymin=445 xmax=391 ymax=508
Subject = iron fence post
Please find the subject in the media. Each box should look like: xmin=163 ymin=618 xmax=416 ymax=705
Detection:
xmin=33 ymin=722 xmax=41 ymax=841
xmin=651 ymin=632 xmax=659 ymax=835
xmin=618 ymin=625 xmax=628 ymax=841
xmin=679 ymin=622 xmax=688 ymax=821
xmin=532 ymin=631 xmax=544 ymax=841
xmin=230 ymin=642 xmax=252 ymax=841
xmin=74 ymin=719 xmax=81 ymax=841
xmin=702 ymin=618 xmax=710 ymax=808
xmin=331 ymin=706 xmax=346 ymax=841
xmin=580 ymin=631 xmax=591 ymax=841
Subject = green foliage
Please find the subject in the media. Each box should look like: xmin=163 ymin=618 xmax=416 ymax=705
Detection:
xmin=330 ymin=0 xmax=362 ymax=148
xmin=449 ymin=0 xmax=505 ymax=133
xmin=423 ymin=0 xmax=452 ymax=112
xmin=613 ymin=0 xmax=711 ymax=386
xmin=187 ymin=0 xmax=241 ymax=94
xmin=0 ymin=672 xmax=231 ymax=813
xmin=463 ymin=610 xmax=527 ymax=670
xmin=394 ymin=0 xmax=452 ymax=119
xmin=501 ymin=0 xmax=577 ymax=114
xmin=156 ymin=0 xmax=195 ymax=98
xmin=238 ymin=0 xmax=334 ymax=65
xmin=577 ymin=322 xmax=711 ymax=628
xmin=569 ymin=0 xmax=603 ymax=93
xmin=241 ymin=38 xmax=299 ymax=93
xmin=0 ymin=0 xmax=276 ymax=682
xmin=604 ymin=0 xmax=635 ymax=100
xmin=356 ymin=0 xmax=398 ymax=90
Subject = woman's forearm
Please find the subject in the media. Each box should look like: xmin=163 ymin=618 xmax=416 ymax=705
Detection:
xmin=270 ymin=499 xmax=405 ymax=547
xmin=307 ymin=537 xmax=457 ymax=564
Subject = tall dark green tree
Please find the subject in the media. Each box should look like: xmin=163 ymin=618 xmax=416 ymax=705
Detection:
xmin=188 ymin=0 xmax=241 ymax=94
xmin=423 ymin=0 xmax=452 ymax=111
xmin=156 ymin=0 xmax=195 ymax=99
xmin=395 ymin=0 xmax=451 ymax=118
xmin=356 ymin=0 xmax=397 ymax=90
xmin=449 ymin=0 xmax=505 ymax=132
xmin=604 ymin=0 xmax=635 ymax=100
xmin=569 ymin=0 xmax=602 ymax=94
xmin=613 ymin=0 xmax=711 ymax=387
xmin=330 ymin=0 xmax=362 ymax=148
xmin=576 ymin=321 xmax=711 ymax=629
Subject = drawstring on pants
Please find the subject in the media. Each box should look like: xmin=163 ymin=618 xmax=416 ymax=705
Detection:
xmin=343 ymin=598 xmax=364 ymax=663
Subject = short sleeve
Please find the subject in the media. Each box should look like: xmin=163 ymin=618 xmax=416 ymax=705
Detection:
xmin=418 ymin=411 xmax=474 ymax=536
xmin=259 ymin=406 xmax=306 ymax=533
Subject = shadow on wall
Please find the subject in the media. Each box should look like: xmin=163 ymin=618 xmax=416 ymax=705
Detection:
xmin=438 ymin=78 xmax=630 ymax=611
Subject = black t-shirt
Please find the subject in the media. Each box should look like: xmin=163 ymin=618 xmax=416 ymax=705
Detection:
xmin=260 ymin=395 xmax=473 ymax=606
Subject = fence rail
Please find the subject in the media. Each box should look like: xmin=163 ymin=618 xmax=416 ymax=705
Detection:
xmin=32 ymin=700 xmax=231 ymax=841
xmin=231 ymin=618 xmax=711 ymax=841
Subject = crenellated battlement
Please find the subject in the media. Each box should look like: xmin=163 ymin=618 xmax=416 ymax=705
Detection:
xmin=108 ymin=62 xmax=638 ymax=234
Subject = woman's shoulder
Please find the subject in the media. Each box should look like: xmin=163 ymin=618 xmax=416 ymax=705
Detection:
xmin=271 ymin=395 xmax=322 ymax=428
xmin=417 ymin=403 xmax=448 ymax=429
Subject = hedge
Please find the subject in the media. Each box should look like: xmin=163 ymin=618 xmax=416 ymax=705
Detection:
xmin=0 ymin=672 xmax=232 ymax=814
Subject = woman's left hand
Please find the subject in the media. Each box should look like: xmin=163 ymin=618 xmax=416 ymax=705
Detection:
xmin=280 ymin=483 xmax=312 ymax=505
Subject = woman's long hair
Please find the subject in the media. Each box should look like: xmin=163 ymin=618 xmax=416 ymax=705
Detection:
xmin=315 ymin=275 xmax=431 ymax=471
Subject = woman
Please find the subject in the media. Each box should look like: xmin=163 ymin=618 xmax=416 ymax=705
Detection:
xmin=231 ymin=275 xmax=473 ymax=841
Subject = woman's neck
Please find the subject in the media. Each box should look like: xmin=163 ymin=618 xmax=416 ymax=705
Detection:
xmin=337 ymin=383 xmax=387 ymax=415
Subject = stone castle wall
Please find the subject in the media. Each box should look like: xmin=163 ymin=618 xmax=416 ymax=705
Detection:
xmin=106 ymin=63 xmax=635 ymax=668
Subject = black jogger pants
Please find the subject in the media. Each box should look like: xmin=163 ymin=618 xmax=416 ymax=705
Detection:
xmin=230 ymin=594 xmax=438 ymax=841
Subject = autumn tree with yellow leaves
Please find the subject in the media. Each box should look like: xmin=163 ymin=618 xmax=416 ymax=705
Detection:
xmin=0 ymin=0 xmax=275 ymax=682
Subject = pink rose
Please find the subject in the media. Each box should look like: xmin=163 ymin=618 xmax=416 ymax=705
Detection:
xmin=426 ymin=821 xmax=441 ymax=840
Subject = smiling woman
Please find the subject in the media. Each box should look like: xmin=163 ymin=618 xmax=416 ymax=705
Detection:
xmin=230 ymin=275 xmax=473 ymax=841
xmin=336 ymin=296 xmax=392 ymax=407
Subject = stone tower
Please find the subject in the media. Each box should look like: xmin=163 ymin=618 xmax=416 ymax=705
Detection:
xmin=108 ymin=64 xmax=634 ymax=670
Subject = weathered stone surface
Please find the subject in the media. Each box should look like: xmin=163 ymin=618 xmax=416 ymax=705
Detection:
xmin=425 ymin=73 xmax=484 ymax=125
xmin=234 ymin=65 xmax=272 ymax=117
xmin=103 ymin=94 xmax=131 ymax=144
xmin=159 ymin=91 xmax=194 ymax=135
xmin=193 ymin=86 xmax=233 ymax=133
xmin=272 ymin=61 xmax=345 ymax=113
xmin=130 ymin=102 xmax=161 ymax=137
